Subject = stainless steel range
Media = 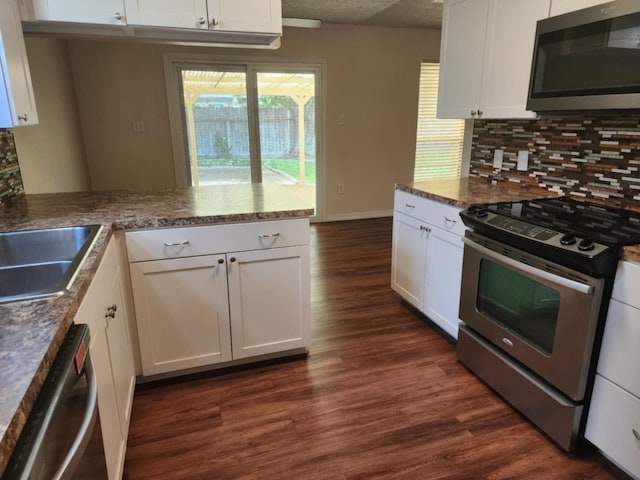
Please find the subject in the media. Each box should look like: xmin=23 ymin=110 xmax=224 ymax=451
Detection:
xmin=457 ymin=196 xmax=640 ymax=451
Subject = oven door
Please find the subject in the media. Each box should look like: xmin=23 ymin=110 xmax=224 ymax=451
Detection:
xmin=459 ymin=232 xmax=605 ymax=401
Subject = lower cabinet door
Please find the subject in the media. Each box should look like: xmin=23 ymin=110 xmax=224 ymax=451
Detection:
xmin=227 ymin=246 xmax=310 ymax=359
xmin=129 ymin=255 xmax=232 ymax=375
xmin=90 ymin=324 xmax=126 ymax=480
xmin=391 ymin=212 xmax=428 ymax=309
xmin=106 ymin=272 xmax=136 ymax=437
xmin=424 ymin=225 xmax=463 ymax=339
xmin=585 ymin=375 xmax=640 ymax=478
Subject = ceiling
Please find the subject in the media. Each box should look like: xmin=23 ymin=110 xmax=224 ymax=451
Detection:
xmin=281 ymin=0 xmax=443 ymax=30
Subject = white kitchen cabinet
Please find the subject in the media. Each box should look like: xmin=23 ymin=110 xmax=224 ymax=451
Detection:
xmin=437 ymin=0 xmax=550 ymax=119
xmin=75 ymin=235 xmax=135 ymax=480
xmin=123 ymin=0 xmax=281 ymax=34
xmin=24 ymin=0 xmax=127 ymax=25
xmin=424 ymin=226 xmax=463 ymax=339
xmin=549 ymin=0 xmax=610 ymax=16
xmin=126 ymin=218 xmax=310 ymax=377
xmin=391 ymin=190 xmax=464 ymax=338
xmin=585 ymin=260 xmax=640 ymax=479
xmin=0 ymin=0 xmax=38 ymax=127
xmin=129 ymin=254 xmax=233 ymax=375
xmin=392 ymin=212 xmax=428 ymax=310
xmin=228 ymin=246 xmax=309 ymax=359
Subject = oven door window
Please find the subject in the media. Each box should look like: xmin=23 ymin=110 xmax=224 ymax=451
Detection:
xmin=477 ymin=259 xmax=560 ymax=354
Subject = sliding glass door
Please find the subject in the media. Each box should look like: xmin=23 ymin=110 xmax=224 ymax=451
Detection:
xmin=178 ymin=64 xmax=318 ymax=212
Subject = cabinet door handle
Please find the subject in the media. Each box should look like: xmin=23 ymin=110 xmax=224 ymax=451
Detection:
xmin=633 ymin=429 xmax=640 ymax=441
xmin=420 ymin=225 xmax=431 ymax=232
xmin=470 ymin=110 xmax=477 ymax=116
xmin=114 ymin=12 xmax=123 ymax=21
xmin=210 ymin=18 xmax=219 ymax=26
xmin=106 ymin=304 xmax=117 ymax=319
xmin=229 ymin=257 xmax=236 ymax=263
xmin=164 ymin=240 xmax=190 ymax=246
xmin=198 ymin=17 xmax=206 ymax=25
xmin=477 ymin=110 xmax=483 ymax=117
xmin=444 ymin=217 xmax=457 ymax=224
xmin=17 ymin=114 xmax=28 ymax=122
xmin=258 ymin=232 xmax=280 ymax=239
xmin=405 ymin=203 xmax=415 ymax=209
xmin=218 ymin=258 xmax=224 ymax=264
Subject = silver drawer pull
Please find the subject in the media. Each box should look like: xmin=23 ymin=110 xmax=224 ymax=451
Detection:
xmin=633 ymin=429 xmax=640 ymax=441
xmin=405 ymin=203 xmax=415 ymax=209
xmin=258 ymin=232 xmax=280 ymax=239
xmin=164 ymin=240 xmax=191 ymax=246
xmin=502 ymin=338 xmax=514 ymax=348
xmin=445 ymin=217 xmax=457 ymax=224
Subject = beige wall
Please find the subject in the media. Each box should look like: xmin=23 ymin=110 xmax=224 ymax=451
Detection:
xmin=14 ymin=37 xmax=90 ymax=194
xmin=23 ymin=24 xmax=440 ymax=217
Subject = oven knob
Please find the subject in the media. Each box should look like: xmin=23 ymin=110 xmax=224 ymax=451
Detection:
xmin=560 ymin=233 xmax=576 ymax=245
xmin=476 ymin=208 xmax=488 ymax=218
xmin=578 ymin=237 xmax=595 ymax=251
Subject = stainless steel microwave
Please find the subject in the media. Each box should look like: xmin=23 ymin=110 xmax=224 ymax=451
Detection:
xmin=527 ymin=0 xmax=640 ymax=112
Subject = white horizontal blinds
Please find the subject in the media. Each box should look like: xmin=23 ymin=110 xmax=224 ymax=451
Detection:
xmin=414 ymin=63 xmax=465 ymax=180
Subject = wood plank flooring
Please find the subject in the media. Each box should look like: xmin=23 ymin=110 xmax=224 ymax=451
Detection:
xmin=124 ymin=217 xmax=627 ymax=480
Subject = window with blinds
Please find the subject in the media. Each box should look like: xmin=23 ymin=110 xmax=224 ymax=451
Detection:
xmin=414 ymin=62 xmax=466 ymax=180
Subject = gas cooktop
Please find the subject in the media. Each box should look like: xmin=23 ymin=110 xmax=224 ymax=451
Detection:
xmin=460 ymin=196 xmax=640 ymax=276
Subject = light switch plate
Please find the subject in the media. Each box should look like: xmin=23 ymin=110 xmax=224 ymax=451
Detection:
xmin=517 ymin=150 xmax=529 ymax=171
xmin=493 ymin=149 xmax=503 ymax=169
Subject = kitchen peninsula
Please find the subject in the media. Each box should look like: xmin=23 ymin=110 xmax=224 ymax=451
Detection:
xmin=0 ymin=183 xmax=313 ymax=476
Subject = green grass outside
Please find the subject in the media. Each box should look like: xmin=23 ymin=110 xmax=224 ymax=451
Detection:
xmin=198 ymin=158 xmax=316 ymax=185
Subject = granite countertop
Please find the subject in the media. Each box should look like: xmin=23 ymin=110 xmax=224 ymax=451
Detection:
xmin=396 ymin=177 xmax=640 ymax=263
xmin=0 ymin=183 xmax=313 ymax=475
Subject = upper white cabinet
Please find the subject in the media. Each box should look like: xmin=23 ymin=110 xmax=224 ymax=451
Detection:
xmin=24 ymin=0 xmax=127 ymax=25
xmin=437 ymin=0 xmax=550 ymax=119
xmin=125 ymin=0 xmax=282 ymax=34
xmin=0 ymin=0 xmax=38 ymax=127
xmin=209 ymin=0 xmax=281 ymax=34
xmin=549 ymin=0 xmax=611 ymax=16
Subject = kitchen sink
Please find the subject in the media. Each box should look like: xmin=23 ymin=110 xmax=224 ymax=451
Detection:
xmin=0 ymin=225 xmax=102 ymax=303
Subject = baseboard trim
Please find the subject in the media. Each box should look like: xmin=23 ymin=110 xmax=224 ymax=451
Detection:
xmin=322 ymin=210 xmax=393 ymax=222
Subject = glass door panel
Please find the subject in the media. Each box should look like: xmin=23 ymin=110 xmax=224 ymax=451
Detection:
xmin=256 ymin=71 xmax=316 ymax=210
xmin=181 ymin=68 xmax=251 ymax=186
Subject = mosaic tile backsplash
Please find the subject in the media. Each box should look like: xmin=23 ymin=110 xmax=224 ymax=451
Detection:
xmin=0 ymin=129 xmax=24 ymax=203
xmin=470 ymin=115 xmax=640 ymax=206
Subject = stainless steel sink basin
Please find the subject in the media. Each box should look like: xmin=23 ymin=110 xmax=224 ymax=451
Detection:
xmin=0 ymin=225 xmax=102 ymax=303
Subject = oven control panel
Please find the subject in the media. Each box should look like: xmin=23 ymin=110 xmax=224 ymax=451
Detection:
xmin=460 ymin=207 xmax=611 ymax=259
xmin=486 ymin=216 xmax=556 ymax=241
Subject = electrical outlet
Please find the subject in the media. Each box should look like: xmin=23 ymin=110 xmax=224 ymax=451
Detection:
xmin=493 ymin=149 xmax=504 ymax=169
xmin=517 ymin=150 xmax=529 ymax=171
xmin=337 ymin=183 xmax=345 ymax=194
xmin=133 ymin=120 xmax=145 ymax=133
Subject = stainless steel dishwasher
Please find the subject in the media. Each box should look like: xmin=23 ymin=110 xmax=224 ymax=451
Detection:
xmin=2 ymin=324 xmax=109 ymax=479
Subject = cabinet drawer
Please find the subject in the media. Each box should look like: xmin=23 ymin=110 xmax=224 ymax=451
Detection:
xmin=612 ymin=260 xmax=640 ymax=309
xmin=598 ymin=299 xmax=640 ymax=398
xmin=394 ymin=190 xmax=465 ymax=236
xmin=585 ymin=375 xmax=640 ymax=479
xmin=126 ymin=218 xmax=309 ymax=262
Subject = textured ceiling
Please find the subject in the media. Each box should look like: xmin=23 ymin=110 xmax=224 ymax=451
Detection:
xmin=281 ymin=0 xmax=443 ymax=30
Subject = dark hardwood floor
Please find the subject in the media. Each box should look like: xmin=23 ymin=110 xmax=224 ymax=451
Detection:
xmin=124 ymin=217 xmax=625 ymax=480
